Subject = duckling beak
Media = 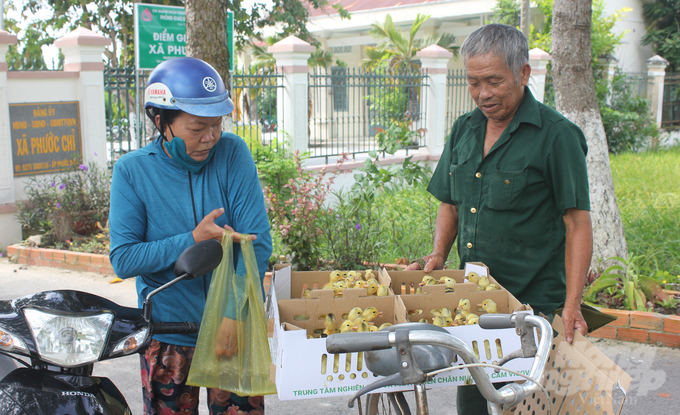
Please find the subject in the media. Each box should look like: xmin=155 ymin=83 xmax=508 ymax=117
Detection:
xmin=477 ymin=303 xmax=483 ymax=308
xmin=377 ymin=311 xmax=383 ymax=317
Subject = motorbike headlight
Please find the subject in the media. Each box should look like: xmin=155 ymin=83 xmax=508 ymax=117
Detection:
xmin=0 ymin=326 xmax=29 ymax=354
xmin=23 ymin=308 xmax=114 ymax=367
xmin=112 ymin=327 xmax=150 ymax=356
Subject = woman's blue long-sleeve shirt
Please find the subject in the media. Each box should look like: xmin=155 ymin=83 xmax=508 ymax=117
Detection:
xmin=109 ymin=132 xmax=272 ymax=347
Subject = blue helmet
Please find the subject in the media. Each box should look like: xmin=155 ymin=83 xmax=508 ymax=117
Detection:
xmin=144 ymin=57 xmax=234 ymax=117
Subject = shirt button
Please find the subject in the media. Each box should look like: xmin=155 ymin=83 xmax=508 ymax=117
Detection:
xmin=467 ymin=242 xmax=473 ymax=249
xmin=475 ymin=172 xmax=482 ymax=178
xmin=505 ymin=180 xmax=511 ymax=185
xmin=471 ymin=207 xmax=477 ymax=213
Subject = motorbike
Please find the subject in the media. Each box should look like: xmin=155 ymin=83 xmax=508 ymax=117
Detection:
xmin=0 ymin=239 xmax=223 ymax=415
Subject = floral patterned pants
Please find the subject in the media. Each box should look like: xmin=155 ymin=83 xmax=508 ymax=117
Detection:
xmin=140 ymin=339 xmax=265 ymax=415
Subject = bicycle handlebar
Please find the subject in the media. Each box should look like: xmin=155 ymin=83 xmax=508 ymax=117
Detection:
xmin=326 ymin=313 xmax=553 ymax=414
xmin=326 ymin=332 xmax=392 ymax=353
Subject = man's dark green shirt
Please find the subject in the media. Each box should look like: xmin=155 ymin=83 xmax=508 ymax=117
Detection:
xmin=427 ymin=88 xmax=590 ymax=315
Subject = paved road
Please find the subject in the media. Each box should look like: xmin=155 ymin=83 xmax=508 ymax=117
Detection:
xmin=1 ymin=259 xmax=679 ymax=414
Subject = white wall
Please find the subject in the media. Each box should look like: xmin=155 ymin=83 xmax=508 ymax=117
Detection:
xmin=604 ymin=0 xmax=655 ymax=73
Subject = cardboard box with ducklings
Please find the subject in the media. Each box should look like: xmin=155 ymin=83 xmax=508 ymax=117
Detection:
xmin=267 ymin=264 xmax=535 ymax=400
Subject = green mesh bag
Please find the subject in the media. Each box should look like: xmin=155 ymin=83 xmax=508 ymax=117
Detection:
xmin=187 ymin=231 xmax=277 ymax=396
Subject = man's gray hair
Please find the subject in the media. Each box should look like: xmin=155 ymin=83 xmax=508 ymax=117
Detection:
xmin=460 ymin=24 xmax=529 ymax=79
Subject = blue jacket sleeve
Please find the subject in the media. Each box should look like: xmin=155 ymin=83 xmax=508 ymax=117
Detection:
xmin=109 ymin=161 xmax=195 ymax=279
xmin=222 ymin=136 xmax=273 ymax=320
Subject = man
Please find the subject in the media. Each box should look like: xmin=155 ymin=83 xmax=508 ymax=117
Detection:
xmin=407 ymin=24 xmax=592 ymax=413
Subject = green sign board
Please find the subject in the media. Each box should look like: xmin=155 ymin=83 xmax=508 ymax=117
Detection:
xmin=134 ymin=4 xmax=234 ymax=72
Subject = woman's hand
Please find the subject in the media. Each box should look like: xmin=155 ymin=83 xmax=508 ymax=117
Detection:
xmin=192 ymin=208 xmax=257 ymax=243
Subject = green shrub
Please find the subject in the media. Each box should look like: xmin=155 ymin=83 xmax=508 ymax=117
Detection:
xmin=16 ymin=159 xmax=111 ymax=242
xmin=596 ymin=70 xmax=659 ymax=153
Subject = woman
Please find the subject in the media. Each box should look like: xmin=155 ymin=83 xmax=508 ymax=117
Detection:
xmin=109 ymin=57 xmax=272 ymax=414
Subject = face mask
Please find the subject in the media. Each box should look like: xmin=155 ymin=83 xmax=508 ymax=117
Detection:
xmin=163 ymin=136 xmax=216 ymax=174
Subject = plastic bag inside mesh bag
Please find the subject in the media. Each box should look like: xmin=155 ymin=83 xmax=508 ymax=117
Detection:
xmin=187 ymin=231 xmax=277 ymax=396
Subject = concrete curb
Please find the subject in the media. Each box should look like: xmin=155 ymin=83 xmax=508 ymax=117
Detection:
xmin=588 ymin=308 xmax=680 ymax=348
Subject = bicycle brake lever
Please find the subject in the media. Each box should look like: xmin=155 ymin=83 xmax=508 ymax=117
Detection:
xmin=494 ymin=313 xmax=538 ymax=372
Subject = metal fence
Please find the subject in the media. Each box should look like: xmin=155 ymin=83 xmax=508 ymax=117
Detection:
xmin=231 ymin=67 xmax=285 ymax=160
xmin=104 ymin=66 xmax=151 ymax=167
xmin=662 ymin=72 xmax=680 ymax=128
xmin=308 ymin=67 xmax=428 ymax=161
xmin=620 ymin=72 xmax=651 ymax=99
xmin=445 ymin=69 xmax=476 ymax=137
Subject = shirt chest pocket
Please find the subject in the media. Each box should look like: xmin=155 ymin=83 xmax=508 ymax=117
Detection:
xmin=487 ymin=162 xmax=528 ymax=210
xmin=449 ymin=156 xmax=469 ymax=205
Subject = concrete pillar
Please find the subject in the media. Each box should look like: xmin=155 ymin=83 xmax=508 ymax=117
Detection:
xmin=528 ymin=48 xmax=551 ymax=104
xmin=597 ymin=54 xmax=618 ymax=105
xmin=269 ymin=36 xmax=314 ymax=153
xmin=54 ymin=27 xmax=111 ymax=168
xmin=0 ymin=30 xmax=20 ymax=249
xmin=416 ymin=45 xmax=453 ymax=156
xmin=646 ymin=55 xmax=669 ymax=128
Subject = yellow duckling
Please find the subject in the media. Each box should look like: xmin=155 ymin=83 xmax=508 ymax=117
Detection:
xmin=376 ymin=284 xmax=389 ymax=296
xmin=431 ymin=307 xmax=453 ymax=318
xmin=418 ymin=318 xmax=429 ymax=323
xmin=419 ymin=275 xmax=437 ymax=287
xmin=365 ymin=279 xmax=379 ymax=296
xmin=355 ymin=321 xmax=371 ymax=332
xmin=364 ymin=269 xmax=375 ymax=279
xmin=323 ymin=313 xmax=338 ymax=336
xmin=362 ymin=306 xmax=382 ymax=322
xmin=347 ymin=307 xmax=363 ymax=322
xmin=456 ymin=298 xmax=472 ymax=317
xmin=339 ymin=319 xmax=354 ymax=333
xmin=466 ymin=272 xmax=480 ymax=285
xmin=324 ymin=271 xmax=344 ymax=289
xmin=353 ymin=279 xmax=368 ymax=289
xmin=440 ymin=277 xmax=456 ymax=292
xmin=443 ymin=316 xmax=454 ymax=327
xmin=369 ymin=325 xmax=379 ymax=332
xmin=480 ymin=299 xmax=498 ymax=314
xmin=415 ymin=286 xmax=423 ymax=294
xmin=377 ymin=323 xmax=393 ymax=331
xmin=432 ymin=316 xmax=447 ymax=327
xmin=466 ymin=314 xmax=480 ymax=325
xmin=333 ymin=280 xmax=347 ymax=297
xmin=477 ymin=275 xmax=490 ymax=291
xmin=453 ymin=313 xmax=467 ymax=326
xmin=486 ymin=283 xmax=500 ymax=291
xmin=302 ymin=288 xmax=312 ymax=299
xmin=352 ymin=316 xmax=368 ymax=327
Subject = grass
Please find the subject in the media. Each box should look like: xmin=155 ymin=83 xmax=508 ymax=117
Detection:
xmin=610 ymin=146 xmax=680 ymax=276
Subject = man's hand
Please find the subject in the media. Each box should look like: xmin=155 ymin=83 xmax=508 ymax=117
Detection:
xmin=215 ymin=316 xmax=244 ymax=357
xmin=405 ymin=254 xmax=446 ymax=273
xmin=561 ymin=301 xmax=588 ymax=344
xmin=192 ymin=208 xmax=257 ymax=243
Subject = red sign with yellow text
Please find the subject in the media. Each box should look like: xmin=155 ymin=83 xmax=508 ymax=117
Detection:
xmin=10 ymin=102 xmax=82 ymax=176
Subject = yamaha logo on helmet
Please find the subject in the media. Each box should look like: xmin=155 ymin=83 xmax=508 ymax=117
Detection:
xmin=203 ymin=77 xmax=217 ymax=92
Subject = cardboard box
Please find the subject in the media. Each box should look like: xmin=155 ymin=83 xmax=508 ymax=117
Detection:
xmin=268 ymin=265 xmax=532 ymax=400
xmin=267 ymin=273 xmax=410 ymax=400
xmin=504 ymin=316 xmax=632 ymax=415
xmin=272 ymin=268 xmax=393 ymax=300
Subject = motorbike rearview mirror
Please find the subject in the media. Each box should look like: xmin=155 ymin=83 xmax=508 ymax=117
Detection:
xmin=174 ymin=239 xmax=223 ymax=279
xmin=143 ymin=240 xmax=223 ymax=322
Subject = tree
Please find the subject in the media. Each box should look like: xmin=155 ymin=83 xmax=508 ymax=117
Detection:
xmin=8 ymin=0 xmax=349 ymax=69
xmin=552 ymin=0 xmax=628 ymax=266
xmin=642 ymin=0 xmax=680 ymax=72
xmin=363 ymin=13 xmax=459 ymax=71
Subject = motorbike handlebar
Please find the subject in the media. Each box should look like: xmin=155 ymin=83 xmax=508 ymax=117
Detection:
xmin=152 ymin=322 xmax=199 ymax=335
